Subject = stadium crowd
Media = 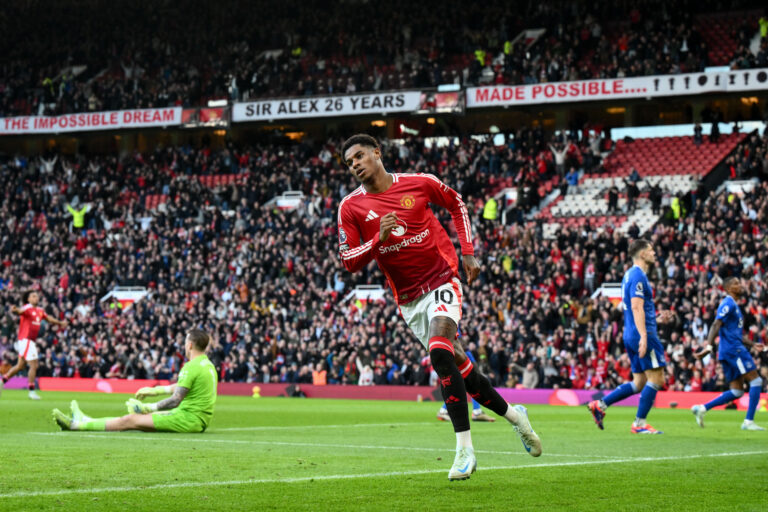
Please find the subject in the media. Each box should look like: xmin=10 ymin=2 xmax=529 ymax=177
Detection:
xmin=1 ymin=0 xmax=765 ymax=117
xmin=1 ymin=127 xmax=767 ymax=394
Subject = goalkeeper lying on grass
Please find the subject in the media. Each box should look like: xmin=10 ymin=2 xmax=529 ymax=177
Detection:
xmin=53 ymin=329 xmax=217 ymax=433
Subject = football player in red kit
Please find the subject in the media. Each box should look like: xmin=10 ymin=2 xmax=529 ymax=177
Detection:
xmin=1 ymin=291 xmax=67 ymax=399
xmin=338 ymin=134 xmax=542 ymax=481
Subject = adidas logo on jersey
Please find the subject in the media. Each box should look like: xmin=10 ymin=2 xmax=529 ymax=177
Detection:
xmin=365 ymin=210 xmax=379 ymax=221
xmin=435 ymin=305 xmax=448 ymax=313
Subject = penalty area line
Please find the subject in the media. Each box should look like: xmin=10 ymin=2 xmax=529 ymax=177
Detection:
xmin=217 ymin=421 xmax=435 ymax=431
xmin=29 ymin=432 xmax=613 ymax=458
xmin=2 ymin=450 xmax=767 ymax=499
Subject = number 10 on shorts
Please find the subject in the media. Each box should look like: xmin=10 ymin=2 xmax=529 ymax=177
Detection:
xmin=434 ymin=289 xmax=454 ymax=305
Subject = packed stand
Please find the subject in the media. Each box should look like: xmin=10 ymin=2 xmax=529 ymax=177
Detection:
xmin=1 ymin=0 xmax=765 ymax=118
xmin=0 ymin=131 xmax=767 ymax=394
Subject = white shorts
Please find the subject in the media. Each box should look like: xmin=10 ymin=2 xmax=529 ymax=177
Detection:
xmin=14 ymin=339 xmax=39 ymax=361
xmin=399 ymin=277 xmax=463 ymax=349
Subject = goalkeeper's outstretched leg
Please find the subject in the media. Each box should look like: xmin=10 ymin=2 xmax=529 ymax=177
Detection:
xmin=53 ymin=401 xmax=156 ymax=431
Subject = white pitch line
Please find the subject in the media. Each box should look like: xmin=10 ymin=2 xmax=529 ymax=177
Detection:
xmin=217 ymin=421 xmax=434 ymax=431
xmin=28 ymin=432 xmax=614 ymax=458
xmin=1 ymin=450 xmax=766 ymax=499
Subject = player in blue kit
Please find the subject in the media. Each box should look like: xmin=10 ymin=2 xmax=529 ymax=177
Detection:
xmin=588 ymin=239 xmax=673 ymax=434
xmin=691 ymin=277 xmax=765 ymax=431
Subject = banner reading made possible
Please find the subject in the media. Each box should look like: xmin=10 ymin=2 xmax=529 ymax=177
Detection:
xmin=233 ymin=91 xmax=422 ymax=122
xmin=0 ymin=107 xmax=183 ymax=135
xmin=467 ymin=68 xmax=768 ymax=108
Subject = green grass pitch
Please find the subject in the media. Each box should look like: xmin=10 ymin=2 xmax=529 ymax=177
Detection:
xmin=1 ymin=390 xmax=767 ymax=511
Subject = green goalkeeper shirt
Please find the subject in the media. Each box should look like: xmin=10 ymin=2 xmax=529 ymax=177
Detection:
xmin=177 ymin=354 xmax=218 ymax=427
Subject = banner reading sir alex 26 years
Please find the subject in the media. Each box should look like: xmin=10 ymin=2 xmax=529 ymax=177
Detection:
xmin=232 ymin=91 xmax=422 ymax=122
xmin=467 ymin=68 xmax=768 ymax=108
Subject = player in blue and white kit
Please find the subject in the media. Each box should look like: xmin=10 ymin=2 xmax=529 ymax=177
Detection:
xmin=691 ymin=277 xmax=765 ymax=431
xmin=588 ymin=240 xmax=673 ymax=434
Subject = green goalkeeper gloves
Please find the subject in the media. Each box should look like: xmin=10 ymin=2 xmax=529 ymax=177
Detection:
xmin=135 ymin=385 xmax=172 ymax=400
xmin=125 ymin=398 xmax=155 ymax=414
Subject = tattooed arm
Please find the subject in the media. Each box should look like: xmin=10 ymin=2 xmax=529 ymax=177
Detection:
xmin=152 ymin=386 xmax=189 ymax=411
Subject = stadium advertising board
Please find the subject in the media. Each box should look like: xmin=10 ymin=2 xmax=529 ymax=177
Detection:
xmin=35 ymin=377 xmax=766 ymax=410
xmin=0 ymin=107 xmax=183 ymax=135
xmin=38 ymin=377 xmax=171 ymax=394
xmin=467 ymin=68 xmax=768 ymax=108
xmin=232 ymin=91 xmax=422 ymax=121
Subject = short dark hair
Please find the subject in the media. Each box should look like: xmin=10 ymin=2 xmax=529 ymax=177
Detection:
xmin=187 ymin=329 xmax=211 ymax=351
xmin=723 ymin=276 xmax=739 ymax=289
xmin=628 ymin=239 xmax=651 ymax=260
xmin=23 ymin=290 xmax=37 ymax=303
xmin=341 ymin=134 xmax=380 ymax=160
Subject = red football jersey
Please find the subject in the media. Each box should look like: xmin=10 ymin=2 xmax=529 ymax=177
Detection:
xmin=338 ymin=173 xmax=474 ymax=305
xmin=18 ymin=304 xmax=45 ymax=340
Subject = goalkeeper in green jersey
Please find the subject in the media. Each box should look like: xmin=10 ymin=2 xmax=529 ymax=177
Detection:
xmin=52 ymin=329 xmax=217 ymax=433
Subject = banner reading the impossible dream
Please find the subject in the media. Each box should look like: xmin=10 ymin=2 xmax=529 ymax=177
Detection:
xmin=467 ymin=68 xmax=768 ymax=108
xmin=232 ymin=91 xmax=422 ymax=122
xmin=0 ymin=107 xmax=183 ymax=135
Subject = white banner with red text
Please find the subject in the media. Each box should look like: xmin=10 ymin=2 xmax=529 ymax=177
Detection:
xmin=0 ymin=107 xmax=183 ymax=135
xmin=232 ymin=91 xmax=422 ymax=122
xmin=467 ymin=68 xmax=768 ymax=108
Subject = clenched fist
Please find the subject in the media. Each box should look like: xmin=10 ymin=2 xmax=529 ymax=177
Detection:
xmin=462 ymin=255 xmax=480 ymax=285
xmin=379 ymin=212 xmax=400 ymax=243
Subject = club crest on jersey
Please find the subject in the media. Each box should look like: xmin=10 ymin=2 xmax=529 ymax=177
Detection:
xmin=400 ymin=195 xmax=415 ymax=209
xmin=391 ymin=219 xmax=407 ymax=237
